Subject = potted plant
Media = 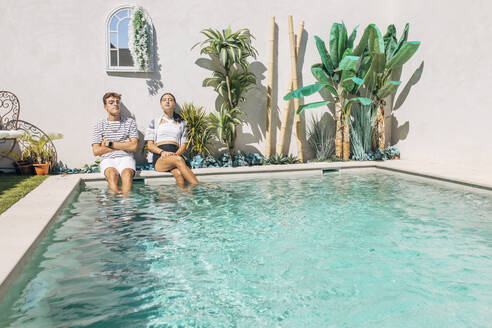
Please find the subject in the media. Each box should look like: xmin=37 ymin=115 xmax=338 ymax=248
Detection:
xmin=1 ymin=149 xmax=34 ymax=175
xmin=21 ymin=132 xmax=63 ymax=175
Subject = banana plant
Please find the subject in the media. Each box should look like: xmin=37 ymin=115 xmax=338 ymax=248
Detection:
xmin=284 ymin=22 xmax=371 ymax=160
xmin=193 ymin=27 xmax=258 ymax=151
xmin=355 ymin=23 xmax=420 ymax=149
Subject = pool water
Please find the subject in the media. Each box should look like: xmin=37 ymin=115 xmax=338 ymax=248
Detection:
xmin=1 ymin=170 xmax=491 ymax=327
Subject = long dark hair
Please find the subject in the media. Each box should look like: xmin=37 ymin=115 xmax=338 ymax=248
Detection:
xmin=160 ymin=92 xmax=183 ymax=122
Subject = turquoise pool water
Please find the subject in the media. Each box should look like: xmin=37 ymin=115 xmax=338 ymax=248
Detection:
xmin=1 ymin=170 xmax=491 ymax=327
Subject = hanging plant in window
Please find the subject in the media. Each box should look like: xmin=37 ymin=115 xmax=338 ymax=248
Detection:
xmin=129 ymin=7 xmax=152 ymax=70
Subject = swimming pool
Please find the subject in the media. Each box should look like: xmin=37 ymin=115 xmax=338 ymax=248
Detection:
xmin=0 ymin=170 xmax=491 ymax=327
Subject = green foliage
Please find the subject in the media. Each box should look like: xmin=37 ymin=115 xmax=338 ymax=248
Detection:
xmin=286 ymin=22 xmax=371 ymax=117
xmin=19 ymin=132 xmax=63 ymax=164
xmin=350 ymin=104 xmax=377 ymax=159
xmin=179 ymin=103 xmax=213 ymax=156
xmin=0 ymin=175 xmax=49 ymax=215
xmin=130 ymin=7 xmax=151 ymax=70
xmin=264 ymin=154 xmax=299 ymax=165
xmin=208 ymin=107 xmax=242 ymax=152
xmin=307 ymin=117 xmax=335 ymax=160
xmin=194 ymin=27 xmax=258 ymax=151
xmin=192 ymin=27 xmax=258 ymax=72
xmin=203 ymin=70 xmax=256 ymax=109
xmin=359 ymin=23 xmax=420 ymax=104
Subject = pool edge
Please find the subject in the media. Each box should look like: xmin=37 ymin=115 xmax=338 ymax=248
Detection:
xmin=0 ymin=175 xmax=81 ymax=303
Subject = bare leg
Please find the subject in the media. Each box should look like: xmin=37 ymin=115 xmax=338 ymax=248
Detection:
xmin=155 ymin=156 xmax=199 ymax=185
xmin=120 ymin=168 xmax=135 ymax=195
xmin=104 ymin=168 xmax=121 ymax=193
xmin=170 ymin=168 xmax=186 ymax=189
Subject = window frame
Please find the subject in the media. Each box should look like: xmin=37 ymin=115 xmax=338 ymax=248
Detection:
xmin=105 ymin=5 xmax=154 ymax=73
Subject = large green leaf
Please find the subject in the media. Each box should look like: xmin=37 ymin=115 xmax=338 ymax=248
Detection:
xmin=386 ymin=41 xmax=420 ymax=70
xmin=347 ymin=97 xmax=372 ymax=106
xmin=219 ymin=47 xmax=228 ymax=67
xmin=329 ymin=23 xmax=341 ymax=67
xmin=347 ymin=25 xmax=359 ymax=49
xmin=376 ymin=80 xmax=402 ymax=99
xmin=338 ymin=55 xmax=359 ymax=71
xmin=354 ymin=25 xmax=370 ymax=56
xmin=341 ymin=48 xmax=354 ymax=60
xmin=296 ymin=100 xmax=331 ymax=114
xmin=393 ymin=23 xmax=410 ymax=57
xmin=341 ymin=70 xmax=356 ymax=92
xmin=367 ymin=24 xmax=384 ymax=54
xmin=344 ymin=77 xmax=364 ymax=85
xmin=338 ymin=23 xmax=348 ymax=63
xmin=314 ymin=36 xmax=334 ymax=74
xmin=362 ymin=52 xmax=386 ymax=92
xmin=371 ymin=52 xmax=386 ymax=74
xmin=311 ymin=66 xmax=338 ymax=96
xmin=311 ymin=64 xmax=330 ymax=83
xmin=284 ymin=83 xmax=325 ymax=100
xmin=384 ymin=24 xmax=398 ymax=62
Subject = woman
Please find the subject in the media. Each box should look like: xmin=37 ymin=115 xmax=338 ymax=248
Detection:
xmin=145 ymin=93 xmax=199 ymax=188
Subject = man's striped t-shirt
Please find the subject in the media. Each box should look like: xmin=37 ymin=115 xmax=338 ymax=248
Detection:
xmin=92 ymin=117 xmax=139 ymax=159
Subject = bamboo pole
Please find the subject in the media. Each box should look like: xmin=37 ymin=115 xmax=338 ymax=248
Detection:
xmin=293 ymin=20 xmax=304 ymax=162
xmin=265 ymin=17 xmax=275 ymax=158
xmin=277 ymin=18 xmax=303 ymax=156
xmin=335 ymin=103 xmax=343 ymax=158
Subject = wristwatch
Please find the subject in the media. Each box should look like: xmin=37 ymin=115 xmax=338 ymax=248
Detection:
xmin=108 ymin=141 xmax=113 ymax=148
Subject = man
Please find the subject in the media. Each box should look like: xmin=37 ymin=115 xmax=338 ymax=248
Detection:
xmin=92 ymin=92 xmax=138 ymax=194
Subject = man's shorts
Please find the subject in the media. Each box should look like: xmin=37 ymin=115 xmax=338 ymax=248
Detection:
xmin=100 ymin=156 xmax=136 ymax=177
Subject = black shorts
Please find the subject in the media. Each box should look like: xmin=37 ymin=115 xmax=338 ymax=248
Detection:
xmin=152 ymin=144 xmax=179 ymax=166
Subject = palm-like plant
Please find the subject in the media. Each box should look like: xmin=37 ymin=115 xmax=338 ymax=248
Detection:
xmin=355 ymin=23 xmax=420 ymax=149
xmin=208 ymin=106 xmax=242 ymax=152
xmin=20 ymin=132 xmax=63 ymax=164
xmin=179 ymin=103 xmax=213 ymax=156
xmin=193 ymin=27 xmax=258 ymax=152
xmin=285 ymin=22 xmax=371 ymax=160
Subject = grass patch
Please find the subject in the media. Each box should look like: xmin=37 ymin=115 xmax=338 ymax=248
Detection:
xmin=0 ymin=175 xmax=49 ymax=215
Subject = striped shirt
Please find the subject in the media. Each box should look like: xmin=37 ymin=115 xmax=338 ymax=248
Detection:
xmin=92 ymin=117 xmax=138 ymax=159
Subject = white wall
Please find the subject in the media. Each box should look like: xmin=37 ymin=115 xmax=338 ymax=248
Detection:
xmin=11 ymin=0 xmax=485 ymax=169
xmin=390 ymin=0 xmax=492 ymax=169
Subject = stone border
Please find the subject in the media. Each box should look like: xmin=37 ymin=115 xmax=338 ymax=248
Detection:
xmin=1 ymin=160 xmax=491 ymax=302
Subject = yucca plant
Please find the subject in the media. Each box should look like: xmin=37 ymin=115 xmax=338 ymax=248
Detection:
xmin=307 ymin=117 xmax=335 ymax=160
xmin=350 ymin=103 xmax=377 ymax=160
xmin=179 ymin=103 xmax=213 ymax=157
xmin=355 ymin=23 xmax=420 ymax=149
xmin=285 ymin=22 xmax=371 ymax=160
xmin=264 ymin=153 xmax=288 ymax=165
xmin=193 ymin=27 xmax=258 ymax=152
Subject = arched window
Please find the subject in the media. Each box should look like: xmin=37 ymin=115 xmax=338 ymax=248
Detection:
xmin=106 ymin=6 xmax=153 ymax=72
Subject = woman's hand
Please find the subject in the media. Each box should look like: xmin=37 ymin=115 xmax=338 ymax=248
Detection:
xmin=160 ymin=151 xmax=177 ymax=157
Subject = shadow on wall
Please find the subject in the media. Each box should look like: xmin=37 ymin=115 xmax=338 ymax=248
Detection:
xmin=120 ymin=103 xmax=147 ymax=164
xmin=390 ymin=61 xmax=424 ymax=145
xmin=106 ymin=30 xmax=163 ymax=96
xmin=236 ymin=61 xmax=267 ymax=154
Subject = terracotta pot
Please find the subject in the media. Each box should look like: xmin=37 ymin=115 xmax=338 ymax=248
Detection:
xmin=33 ymin=162 xmax=50 ymax=175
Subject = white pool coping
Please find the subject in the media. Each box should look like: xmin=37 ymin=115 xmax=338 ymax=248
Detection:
xmin=1 ymin=159 xmax=492 ymax=301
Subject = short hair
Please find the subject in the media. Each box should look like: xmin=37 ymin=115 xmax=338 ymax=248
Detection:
xmin=103 ymin=92 xmax=121 ymax=105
